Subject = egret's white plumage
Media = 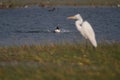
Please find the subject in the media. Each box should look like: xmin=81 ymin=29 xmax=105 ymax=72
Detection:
xmin=68 ymin=14 xmax=97 ymax=48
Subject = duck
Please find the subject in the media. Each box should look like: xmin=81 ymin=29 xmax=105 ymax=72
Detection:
xmin=54 ymin=26 xmax=61 ymax=33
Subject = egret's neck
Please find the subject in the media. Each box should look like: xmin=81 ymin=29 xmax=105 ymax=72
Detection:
xmin=75 ymin=18 xmax=83 ymax=29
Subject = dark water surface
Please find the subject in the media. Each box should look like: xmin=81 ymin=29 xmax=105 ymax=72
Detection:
xmin=0 ymin=6 xmax=120 ymax=46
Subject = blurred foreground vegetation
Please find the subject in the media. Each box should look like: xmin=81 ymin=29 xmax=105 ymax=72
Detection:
xmin=0 ymin=42 xmax=120 ymax=80
xmin=0 ymin=0 xmax=120 ymax=8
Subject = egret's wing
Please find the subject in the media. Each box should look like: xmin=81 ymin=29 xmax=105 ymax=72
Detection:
xmin=82 ymin=21 xmax=97 ymax=47
xmin=82 ymin=21 xmax=95 ymax=38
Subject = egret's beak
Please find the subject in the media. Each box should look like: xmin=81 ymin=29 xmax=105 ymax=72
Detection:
xmin=67 ymin=16 xmax=76 ymax=19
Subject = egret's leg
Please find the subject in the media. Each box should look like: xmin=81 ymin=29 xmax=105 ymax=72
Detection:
xmin=85 ymin=39 xmax=88 ymax=50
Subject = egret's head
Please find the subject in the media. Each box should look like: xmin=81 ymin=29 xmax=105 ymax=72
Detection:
xmin=67 ymin=14 xmax=82 ymax=20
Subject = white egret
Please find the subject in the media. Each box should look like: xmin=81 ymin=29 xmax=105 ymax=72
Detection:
xmin=67 ymin=14 xmax=97 ymax=48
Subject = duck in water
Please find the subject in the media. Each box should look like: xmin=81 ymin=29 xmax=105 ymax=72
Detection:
xmin=54 ymin=26 xmax=61 ymax=33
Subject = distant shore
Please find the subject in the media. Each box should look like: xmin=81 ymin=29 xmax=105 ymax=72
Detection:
xmin=0 ymin=1 xmax=120 ymax=9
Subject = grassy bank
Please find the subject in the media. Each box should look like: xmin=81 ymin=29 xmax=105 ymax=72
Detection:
xmin=0 ymin=0 xmax=120 ymax=9
xmin=0 ymin=42 xmax=120 ymax=80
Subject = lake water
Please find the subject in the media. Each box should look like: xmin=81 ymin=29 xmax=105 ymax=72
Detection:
xmin=0 ymin=6 xmax=120 ymax=46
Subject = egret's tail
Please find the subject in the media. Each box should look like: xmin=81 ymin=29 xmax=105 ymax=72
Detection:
xmin=89 ymin=37 xmax=97 ymax=48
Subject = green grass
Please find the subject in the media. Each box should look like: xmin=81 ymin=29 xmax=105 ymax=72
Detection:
xmin=0 ymin=42 xmax=120 ymax=80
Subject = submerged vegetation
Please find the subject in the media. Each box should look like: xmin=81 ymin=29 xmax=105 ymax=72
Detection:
xmin=0 ymin=42 xmax=120 ymax=80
